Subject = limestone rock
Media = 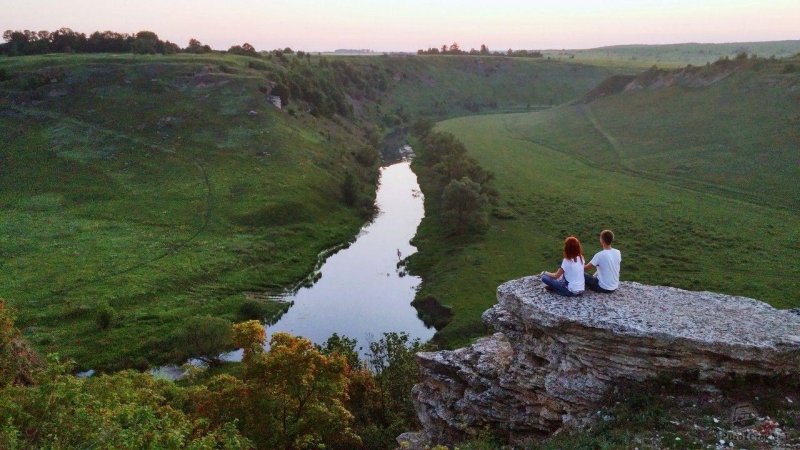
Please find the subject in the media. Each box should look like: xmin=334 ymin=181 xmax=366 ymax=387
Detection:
xmin=411 ymin=277 xmax=800 ymax=445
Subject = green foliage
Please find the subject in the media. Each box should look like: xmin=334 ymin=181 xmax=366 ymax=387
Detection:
xmin=441 ymin=177 xmax=489 ymax=235
xmin=0 ymin=356 xmax=252 ymax=449
xmin=318 ymin=332 xmax=361 ymax=369
xmin=368 ymin=333 xmax=423 ymax=421
xmin=180 ymin=316 xmax=233 ymax=366
xmin=95 ymin=303 xmax=115 ymax=330
xmin=199 ymin=331 xmax=361 ymax=449
xmin=341 ymin=171 xmax=359 ymax=206
xmin=236 ymin=300 xmax=267 ymax=321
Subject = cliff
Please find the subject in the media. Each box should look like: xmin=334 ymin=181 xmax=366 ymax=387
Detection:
xmin=404 ymin=277 xmax=800 ymax=446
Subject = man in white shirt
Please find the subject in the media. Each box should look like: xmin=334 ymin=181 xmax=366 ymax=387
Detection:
xmin=584 ymin=229 xmax=621 ymax=293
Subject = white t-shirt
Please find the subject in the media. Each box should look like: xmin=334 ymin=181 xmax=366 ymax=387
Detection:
xmin=561 ymin=257 xmax=585 ymax=293
xmin=590 ymin=248 xmax=622 ymax=291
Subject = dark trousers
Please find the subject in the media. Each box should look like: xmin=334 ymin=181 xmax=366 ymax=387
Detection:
xmin=584 ymin=273 xmax=616 ymax=293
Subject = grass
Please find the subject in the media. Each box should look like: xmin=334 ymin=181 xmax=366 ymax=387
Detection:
xmin=0 ymin=52 xmax=628 ymax=371
xmin=409 ymin=60 xmax=800 ymax=348
xmin=0 ymin=53 xmax=377 ymax=371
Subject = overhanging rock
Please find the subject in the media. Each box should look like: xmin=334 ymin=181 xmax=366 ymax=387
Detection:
xmin=410 ymin=277 xmax=800 ymax=445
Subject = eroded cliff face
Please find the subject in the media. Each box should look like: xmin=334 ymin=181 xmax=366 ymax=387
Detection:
xmin=405 ymin=277 xmax=800 ymax=446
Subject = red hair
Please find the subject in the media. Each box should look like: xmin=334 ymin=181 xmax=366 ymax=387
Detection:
xmin=563 ymin=236 xmax=584 ymax=262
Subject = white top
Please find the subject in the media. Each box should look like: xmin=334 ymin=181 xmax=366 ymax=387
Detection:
xmin=561 ymin=256 xmax=585 ymax=293
xmin=590 ymin=248 xmax=622 ymax=290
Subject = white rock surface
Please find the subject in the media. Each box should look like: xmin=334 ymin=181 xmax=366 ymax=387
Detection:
xmin=411 ymin=277 xmax=800 ymax=445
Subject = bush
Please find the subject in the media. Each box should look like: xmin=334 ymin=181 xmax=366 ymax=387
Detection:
xmin=341 ymin=171 xmax=359 ymax=206
xmin=237 ymin=300 xmax=266 ymax=321
xmin=95 ymin=304 xmax=115 ymax=330
xmin=180 ymin=316 xmax=233 ymax=366
xmin=441 ymin=177 xmax=489 ymax=235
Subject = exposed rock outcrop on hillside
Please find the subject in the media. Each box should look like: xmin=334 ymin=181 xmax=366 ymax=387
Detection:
xmin=407 ymin=277 xmax=800 ymax=446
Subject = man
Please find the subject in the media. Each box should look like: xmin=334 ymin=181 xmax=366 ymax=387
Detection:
xmin=583 ymin=229 xmax=621 ymax=293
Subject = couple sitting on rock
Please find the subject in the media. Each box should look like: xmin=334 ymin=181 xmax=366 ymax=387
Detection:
xmin=540 ymin=230 xmax=621 ymax=297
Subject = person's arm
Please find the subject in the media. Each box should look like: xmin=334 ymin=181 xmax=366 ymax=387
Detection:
xmin=544 ymin=267 xmax=564 ymax=278
xmin=584 ymin=262 xmax=595 ymax=271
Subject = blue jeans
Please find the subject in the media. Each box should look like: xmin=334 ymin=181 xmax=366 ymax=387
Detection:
xmin=584 ymin=273 xmax=616 ymax=293
xmin=541 ymin=274 xmax=581 ymax=297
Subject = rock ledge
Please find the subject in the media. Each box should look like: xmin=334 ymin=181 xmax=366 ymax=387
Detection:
xmin=409 ymin=277 xmax=800 ymax=445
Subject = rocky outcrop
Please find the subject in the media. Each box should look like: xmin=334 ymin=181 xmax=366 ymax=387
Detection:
xmin=409 ymin=277 xmax=800 ymax=446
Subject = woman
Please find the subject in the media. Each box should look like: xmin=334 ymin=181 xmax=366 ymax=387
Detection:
xmin=541 ymin=236 xmax=585 ymax=297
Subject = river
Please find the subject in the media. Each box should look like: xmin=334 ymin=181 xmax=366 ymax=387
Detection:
xmin=262 ymin=159 xmax=434 ymax=350
xmin=150 ymin=155 xmax=433 ymax=378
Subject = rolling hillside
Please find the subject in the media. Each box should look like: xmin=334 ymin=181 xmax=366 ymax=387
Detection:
xmin=410 ymin=55 xmax=800 ymax=347
xmin=543 ymin=40 xmax=800 ymax=67
xmin=0 ymin=52 xmax=616 ymax=370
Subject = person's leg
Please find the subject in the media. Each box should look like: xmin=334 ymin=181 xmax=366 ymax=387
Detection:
xmin=584 ymin=273 xmax=615 ymax=293
xmin=584 ymin=273 xmax=601 ymax=292
xmin=542 ymin=274 xmax=575 ymax=297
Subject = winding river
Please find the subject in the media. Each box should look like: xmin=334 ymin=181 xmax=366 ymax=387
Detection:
xmin=262 ymin=159 xmax=435 ymax=351
xmin=150 ymin=156 xmax=434 ymax=378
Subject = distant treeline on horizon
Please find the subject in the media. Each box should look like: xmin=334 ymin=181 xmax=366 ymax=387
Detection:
xmin=418 ymin=42 xmax=543 ymax=58
xmin=0 ymin=27 xmax=267 ymax=57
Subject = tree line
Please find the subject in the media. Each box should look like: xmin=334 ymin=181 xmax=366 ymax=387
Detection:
xmin=1 ymin=27 xmax=255 ymax=57
xmin=417 ymin=42 xmax=543 ymax=58
xmin=411 ymin=119 xmax=496 ymax=236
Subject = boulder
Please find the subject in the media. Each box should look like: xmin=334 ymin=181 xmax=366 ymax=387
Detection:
xmin=411 ymin=277 xmax=800 ymax=445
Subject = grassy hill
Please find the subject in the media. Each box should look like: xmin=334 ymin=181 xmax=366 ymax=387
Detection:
xmin=543 ymin=40 xmax=800 ymax=67
xmin=0 ymin=53 xmax=382 ymax=370
xmin=409 ymin=56 xmax=800 ymax=348
xmin=0 ymin=52 xmax=617 ymax=370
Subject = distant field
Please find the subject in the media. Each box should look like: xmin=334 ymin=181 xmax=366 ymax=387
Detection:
xmin=376 ymin=55 xmax=622 ymax=118
xmin=410 ymin=59 xmax=800 ymax=348
xmin=543 ymin=40 xmax=800 ymax=67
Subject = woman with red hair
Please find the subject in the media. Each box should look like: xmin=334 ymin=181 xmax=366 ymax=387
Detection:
xmin=541 ymin=236 xmax=585 ymax=296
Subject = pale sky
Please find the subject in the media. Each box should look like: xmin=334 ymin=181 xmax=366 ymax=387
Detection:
xmin=2 ymin=0 xmax=798 ymax=52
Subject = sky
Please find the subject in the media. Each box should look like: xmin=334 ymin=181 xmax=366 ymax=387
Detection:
xmin=2 ymin=0 xmax=799 ymax=52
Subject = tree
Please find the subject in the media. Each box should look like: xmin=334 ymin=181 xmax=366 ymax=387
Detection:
xmin=449 ymin=42 xmax=461 ymax=54
xmin=186 ymin=38 xmax=211 ymax=53
xmin=180 ymin=316 xmax=233 ymax=366
xmin=480 ymin=44 xmax=489 ymax=55
xmin=341 ymin=171 xmax=359 ymax=206
xmin=228 ymin=42 xmax=257 ymax=57
xmin=241 ymin=332 xmax=360 ymax=449
xmin=132 ymin=31 xmax=159 ymax=54
xmin=441 ymin=177 xmax=489 ymax=235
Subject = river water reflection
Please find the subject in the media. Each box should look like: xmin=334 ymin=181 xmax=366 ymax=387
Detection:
xmin=263 ymin=160 xmax=434 ymax=352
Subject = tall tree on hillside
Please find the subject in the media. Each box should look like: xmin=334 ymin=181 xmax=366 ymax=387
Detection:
xmin=132 ymin=30 xmax=159 ymax=54
xmin=441 ymin=177 xmax=489 ymax=235
xmin=480 ymin=44 xmax=489 ymax=55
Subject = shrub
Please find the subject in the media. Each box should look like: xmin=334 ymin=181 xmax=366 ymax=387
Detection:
xmin=237 ymin=300 xmax=266 ymax=321
xmin=180 ymin=316 xmax=233 ymax=366
xmin=95 ymin=304 xmax=115 ymax=330
xmin=441 ymin=177 xmax=489 ymax=235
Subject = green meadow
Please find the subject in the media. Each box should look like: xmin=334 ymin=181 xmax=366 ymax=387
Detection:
xmin=410 ymin=57 xmax=800 ymax=347
xmin=0 ymin=52 xmax=619 ymax=370
xmin=0 ymin=53 xmax=378 ymax=370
